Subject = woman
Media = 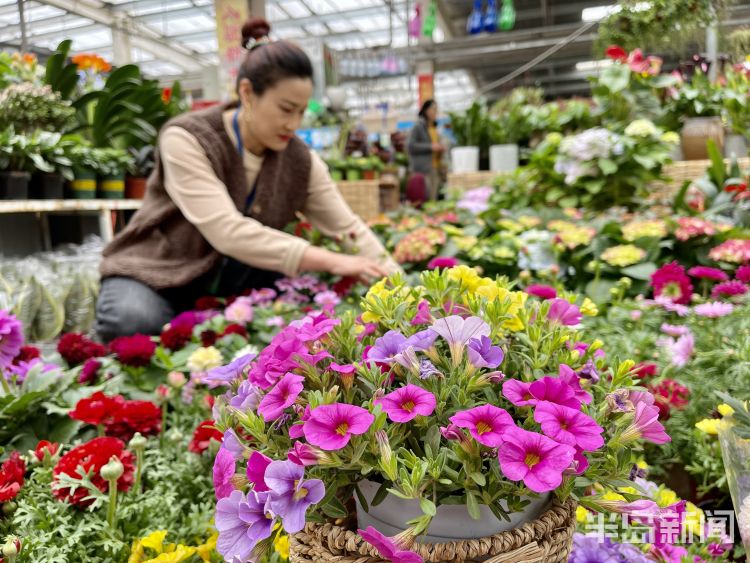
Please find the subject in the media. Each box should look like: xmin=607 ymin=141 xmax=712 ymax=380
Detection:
xmin=407 ymin=99 xmax=444 ymax=201
xmin=95 ymin=18 xmax=397 ymax=341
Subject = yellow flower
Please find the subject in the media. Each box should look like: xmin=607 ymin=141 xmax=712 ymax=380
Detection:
xmin=696 ymin=418 xmax=723 ymax=435
xmin=141 ymin=531 xmax=168 ymax=554
xmin=602 ymin=491 xmax=626 ymax=502
xmin=447 ymin=265 xmax=485 ymax=292
xmin=636 ymin=459 xmax=649 ymax=470
xmin=143 ymin=546 xmax=196 ymax=563
xmin=580 ymin=298 xmax=598 ymax=317
xmin=548 ymin=221 xmax=597 ymax=249
xmin=195 ymin=533 xmax=218 ymax=562
xmin=518 ymin=215 xmax=541 ymax=229
xmin=187 ymin=346 xmax=223 ymax=373
xmin=601 ymin=245 xmax=646 ymax=267
xmin=655 ymin=488 xmax=678 ymax=508
xmin=683 ymin=502 xmax=704 ymax=536
xmin=661 ymin=131 xmax=680 ymax=145
xmin=625 ymin=119 xmax=658 ymax=138
xmin=576 ymin=506 xmax=590 ymax=523
xmin=621 ymin=220 xmax=668 ymax=242
xmin=478 ymin=285 xmax=527 ymax=331
xmin=718 ymin=404 xmax=735 ymax=417
xmin=618 ymin=487 xmax=638 ymax=496
xmin=497 ymin=219 xmax=524 ymax=233
xmin=274 ymin=534 xmax=290 ymax=559
xmin=453 ymin=235 xmax=479 ymax=252
xmin=128 ymin=539 xmax=145 ymax=563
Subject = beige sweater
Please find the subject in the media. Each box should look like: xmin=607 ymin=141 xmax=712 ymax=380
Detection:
xmin=159 ymin=110 xmax=395 ymax=278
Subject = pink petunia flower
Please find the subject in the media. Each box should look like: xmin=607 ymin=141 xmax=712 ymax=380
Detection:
xmin=694 ymin=302 xmax=734 ymax=318
xmin=246 ymin=450 xmax=272 ymax=492
xmin=410 ymin=300 xmax=434 ymax=326
xmin=257 ymin=372 xmax=305 ymax=422
xmin=497 ymin=427 xmax=575 ymax=493
xmin=525 ymin=284 xmax=557 ymax=300
xmin=358 ymin=526 xmax=423 ymax=563
xmin=558 ymin=364 xmax=592 ymax=405
xmin=287 ymin=442 xmax=320 ymax=466
xmin=620 ymin=402 xmax=671 ymax=445
xmin=449 ymin=404 xmax=514 ymax=447
xmin=533 ymin=401 xmax=604 ymax=451
xmin=687 ymin=266 xmax=728 ymax=281
xmin=547 ymin=299 xmax=582 ymax=326
xmin=213 ymin=446 xmax=236 ymax=500
xmin=375 ymin=384 xmax=436 ymax=423
xmin=303 ymin=403 xmax=375 ymax=451
xmin=502 ymin=377 xmax=580 ymax=410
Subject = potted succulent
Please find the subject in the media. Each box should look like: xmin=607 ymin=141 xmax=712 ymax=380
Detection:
xmin=125 ymin=145 xmax=155 ymax=199
xmin=97 ymin=148 xmax=134 ymax=199
xmin=0 ymin=129 xmax=53 ymax=199
xmin=211 ymin=267 xmax=672 ymax=562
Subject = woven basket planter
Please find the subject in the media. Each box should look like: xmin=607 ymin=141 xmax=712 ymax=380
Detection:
xmin=290 ymin=498 xmax=577 ymax=563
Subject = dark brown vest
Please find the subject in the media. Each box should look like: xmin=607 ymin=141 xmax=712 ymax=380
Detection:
xmin=100 ymin=103 xmax=311 ymax=289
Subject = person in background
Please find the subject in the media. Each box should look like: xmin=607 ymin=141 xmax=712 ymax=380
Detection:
xmin=95 ymin=17 xmax=398 ymax=342
xmin=407 ymin=99 xmax=445 ymax=200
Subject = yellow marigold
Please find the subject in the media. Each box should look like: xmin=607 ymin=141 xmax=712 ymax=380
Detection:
xmin=695 ymin=418 xmax=724 ymax=435
xmin=187 ymin=347 xmax=223 ymax=373
xmin=601 ymin=244 xmax=646 ymax=267
xmin=274 ymin=534 xmax=290 ymax=559
xmin=576 ymin=506 xmax=590 ymax=524
xmin=718 ymin=404 xmax=735 ymax=417
xmin=683 ymin=502 xmax=704 ymax=537
xmin=621 ymin=220 xmax=668 ymax=241
xmin=580 ymin=298 xmax=598 ymax=317
xmin=655 ymin=488 xmax=679 ymax=508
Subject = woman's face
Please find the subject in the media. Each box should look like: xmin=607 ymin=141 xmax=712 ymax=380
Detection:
xmin=240 ymin=77 xmax=313 ymax=152
xmin=425 ymin=102 xmax=438 ymax=122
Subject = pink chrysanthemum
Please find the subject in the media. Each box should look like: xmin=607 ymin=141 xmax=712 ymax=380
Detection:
xmin=687 ymin=266 xmax=728 ymax=282
xmin=650 ymin=262 xmax=693 ymax=305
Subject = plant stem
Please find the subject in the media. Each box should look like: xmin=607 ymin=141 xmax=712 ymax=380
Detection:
xmin=0 ymin=372 xmax=13 ymax=396
xmin=97 ymin=424 xmax=105 ymax=437
xmin=107 ymin=479 xmax=118 ymax=529
xmin=160 ymin=404 xmax=167 ymax=449
xmin=133 ymin=449 xmax=143 ymax=494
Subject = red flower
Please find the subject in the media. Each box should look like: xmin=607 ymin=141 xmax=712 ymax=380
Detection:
xmin=725 ymin=182 xmax=748 ymax=194
xmin=0 ymin=451 xmax=26 ymax=502
xmin=650 ymin=262 xmax=693 ymax=305
xmin=13 ymin=345 xmax=40 ymax=364
xmin=648 ymin=379 xmax=690 ymax=420
xmin=160 ymin=324 xmax=193 ymax=351
xmin=294 ymin=221 xmax=313 ymax=238
xmin=606 ymin=45 xmax=628 ymax=62
xmin=737 ymin=265 xmax=750 ymax=284
xmin=188 ymin=420 xmax=223 ymax=454
xmin=34 ymin=440 xmax=59 ymax=461
xmin=109 ymin=334 xmax=156 ymax=367
xmin=332 ymin=276 xmax=357 ymax=297
xmin=161 ymin=87 xmax=172 ymax=104
xmin=57 ymin=333 xmax=106 ymax=366
xmin=632 ymin=362 xmax=658 ymax=379
xmin=222 ymin=324 xmax=248 ymax=338
xmin=104 ymin=400 xmax=162 ymax=441
xmin=78 ymin=358 xmax=102 ymax=385
xmin=69 ymin=391 xmax=125 ymax=426
xmin=52 ymin=437 xmax=134 ymax=507
xmin=195 ymin=296 xmax=222 ymax=310
xmin=200 ymin=330 xmax=218 ymax=347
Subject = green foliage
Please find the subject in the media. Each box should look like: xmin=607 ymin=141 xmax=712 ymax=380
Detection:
xmin=44 ymin=40 xmax=81 ymax=101
xmin=0 ymin=83 xmax=75 ymax=134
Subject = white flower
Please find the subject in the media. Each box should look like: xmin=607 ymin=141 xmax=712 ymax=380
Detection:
xmin=625 ymin=119 xmax=658 ymax=138
xmin=233 ymin=344 xmax=258 ymax=361
xmin=187 ymin=346 xmax=223 ymax=373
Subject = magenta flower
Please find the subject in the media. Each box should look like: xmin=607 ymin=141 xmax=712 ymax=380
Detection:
xmin=687 ymin=266 xmax=728 ymax=281
xmin=547 ymin=299 xmax=582 ymax=326
xmin=449 ymin=404 xmax=514 ymax=447
xmin=0 ymin=311 xmax=23 ymax=369
xmin=213 ymin=446 xmax=236 ymax=500
xmin=288 ymin=442 xmax=319 ymax=466
xmin=303 ymin=403 xmax=375 ymax=450
xmin=264 ymin=460 xmax=325 ymax=533
xmin=669 ymin=332 xmax=694 ymax=367
xmin=502 ymin=380 xmax=536 ymax=407
xmin=358 ymin=526 xmax=423 ymax=563
xmin=215 ymin=490 xmax=274 ymax=562
xmin=427 ymin=256 xmax=459 ymax=270
xmin=596 ymin=498 xmax=660 ymax=518
xmin=497 ymin=427 xmax=575 ymax=492
xmin=431 ymin=315 xmax=490 ymax=364
xmin=367 ymin=330 xmax=408 ymax=364
xmin=246 ymin=451 xmax=272 ymax=492
xmin=525 ymin=284 xmax=557 ymax=300
xmin=291 ymin=313 xmax=341 ymax=342
xmin=289 ymin=405 xmax=311 ymax=439
xmin=375 ymin=384 xmax=436 ymax=423
xmin=736 ymin=264 xmax=750 ymax=283
xmin=533 ymin=401 xmax=604 ymax=451
xmin=258 ymin=372 xmax=305 ymax=422
xmin=467 ymin=336 xmax=504 ymax=369
xmin=558 ymin=364 xmax=592 ymax=405
xmin=621 ymin=402 xmax=671 ymax=445
xmin=569 ymin=448 xmax=589 ymax=475
xmin=503 ymin=377 xmax=580 ymax=409
xmin=712 ymin=280 xmax=748 ymax=298
xmin=248 ymin=327 xmax=308 ymax=388
xmin=694 ymin=301 xmax=734 ymax=318
xmin=411 ymin=300 xmax=434 ymax=325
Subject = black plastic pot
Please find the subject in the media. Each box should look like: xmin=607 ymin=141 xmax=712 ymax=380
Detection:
xmin=29 ymin=173 xmax=65 ymax=199
xmin=0 ymin=171 xmax=30 ymax=200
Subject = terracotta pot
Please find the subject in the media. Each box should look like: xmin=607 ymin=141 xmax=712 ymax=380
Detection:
xmin=681 ymin=117 xmax=724 ymax=160
xmin=362 ymin=170 xmax=379 ymax=180
xmin=125 ymin=176 xmax=148 ymax=199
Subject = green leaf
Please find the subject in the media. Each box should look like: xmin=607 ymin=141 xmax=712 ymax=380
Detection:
xmin=371 ymin=481 xmax=390 ymax=507
xmin=419 ymin=497 xmax=437 ymax=517
xmin=353 ymin=484 xmax=368 ymax=513
xmin=585 ymin=278 xmax=617 ymax=303
xmin=598 ymin=158 xmax=617 ymax=175
xmin=621 ymin=262 xmax=657 ymax=281
xmin=466 ymin=491 xmax=481 ymax=520
xmin=600 ymin=65 xmax=631 ymax=92
xmin=320 ymin=495 xmax=348 ymax=519
xmin=469 ymin=472 xmax=486 ymax=486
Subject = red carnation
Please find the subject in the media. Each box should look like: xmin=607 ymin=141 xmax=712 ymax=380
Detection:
xmin=649 ymin=379 xmax=690 ymax=420
xmin=13 ymin=345 xmax=40 ymax=364
xmin=78 ymin=358 xmax=101 ymax=385
xmin=160 ymin=324 xmax=193 ymax=351
xmin=200 ymin=330 xmax=218 ymax=347
xmin=34 ymin=440 xmax=60 ymax=461
xmin=222 ymin=324 xmax=248 ymax=338
xmin=650 ymin=262 xmax=693 ymax=305
xmin=195 ymin=296 xmax=222 ymax=310
xmin=109 ymin=334 xmax=156 ymax=367
xmin=0 ymin=451 xmax=26 ymax=502
xmin=188 ymin=420 xmax=223 ymax=454
xmin=52 ymin=437 xmax=134 ymax=507
xmin=69 ymin=391 xmax=125 ymax=426
xmin=606 ymin=45 xmax=628 ymax=62
xmin=632 ymin=362 xmax=658 ymax=379
xmin=103 ymin=400 xmax=161 ymax=441
xmin=57 ymin=333 xmax=106 ymax=366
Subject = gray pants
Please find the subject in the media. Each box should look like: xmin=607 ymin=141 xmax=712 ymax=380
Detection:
xmin=95 ymin=277 xmax=176 ymax=342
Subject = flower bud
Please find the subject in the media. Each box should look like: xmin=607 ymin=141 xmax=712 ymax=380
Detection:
xmin=100 ymin=456 xmax=124 ymax=481
xmin=129 ymin=432 xmax=147 ymax=450
xmin=167 ymin=428 xmax=183 ymax=443
xmin=167 ymin=371 xmax=187 ymax=387
xmin=2 ymin=539 xmax=19 ymax=557
xmin=619 ymin=277 xmax=632 ymax=289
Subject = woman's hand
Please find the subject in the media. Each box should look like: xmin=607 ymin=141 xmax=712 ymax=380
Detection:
xmin=300 ymin=247 xmax=390 ymax=283
xmin=432 ymin=143 xmax=445 ymax=153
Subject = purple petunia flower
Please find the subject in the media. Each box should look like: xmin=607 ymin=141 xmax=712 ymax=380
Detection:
xmin=367 ymin=330 xmax=408 ymax=364
xmin=576 ymin=359 xmax=599 ymax=383
xmin=404 ymin=329 xmax=439 ymax=351
xmin=204 ymin=354 xmax=257 ymax=387
xmin=418 ymin=359 xmax=441 ymax=380
xmin=229 ymin=379 xmax=263 ymax=412
xmin=467 ymin=335 xmax=504 ymax=369
xmin=0 ymin=311 xmax=23 ymax=369
xmin=431 ymin=315 xmax=490 ymax=364
xmin=215 ymin=489 xmax=274 ymax=561
xmin=569 ymin=534 xmax=621 ymax=563
xmin=221 ymin=429 xmax=246 ymax=461
xmin=264 ymin=460 xmax=325 ymax=533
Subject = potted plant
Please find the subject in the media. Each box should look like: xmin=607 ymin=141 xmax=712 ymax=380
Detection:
xmin=125 ymin=145 xmax=154 ymax=199
xmin=362 ymin=155 xmax=384 ymax=180
xmin=97 ymin=148 xmax=134 ymax=199
xmin=345 ymin=155 xmax=364 ymax=181
xmin=29 ymin=131 xmax=75 ymax=199
xmin=211 ymin=267 xmax=671 ymax=562
xmin=325 ymin=156 xmax=347 ymax=183
xmin=722 ymin=67 xmax=750 ymax=157
xmin=448 ymin=102 xmax=492 ymax=172
xmin=66 ymin=143 xmax=98 ymax=199
xmin=0 ymin=129 xmax=53 ymax=199
xmin=0 ymin=82 xmax=75 ymax=134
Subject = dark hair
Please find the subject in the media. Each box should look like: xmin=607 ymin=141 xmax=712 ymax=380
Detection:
xmin=237 ymin=18 xmax=314 ymax=96
xmin=418 ymin=99 xmax=437 ymax=120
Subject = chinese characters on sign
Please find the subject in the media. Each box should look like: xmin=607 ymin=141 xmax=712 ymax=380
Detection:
xmin=215 ymin=0 xmax=249 ymax=99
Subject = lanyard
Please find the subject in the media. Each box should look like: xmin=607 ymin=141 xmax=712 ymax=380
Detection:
xmin=232 ymin=108 xmax=256 ymax=211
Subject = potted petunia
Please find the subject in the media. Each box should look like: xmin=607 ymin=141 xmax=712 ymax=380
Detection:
xmin=211 ymin=266 xmax=672 ymax=562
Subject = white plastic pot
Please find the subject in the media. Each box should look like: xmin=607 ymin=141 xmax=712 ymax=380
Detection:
xmin=490 ymin=144 xmax=519 ymax=173
xmin=355 ymin=480 xmax=552 ymax=543
xmin=725 ymin=134 xmax=748 ymax=159
xmin=450 ymin=146 xmax=480 ymax=173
